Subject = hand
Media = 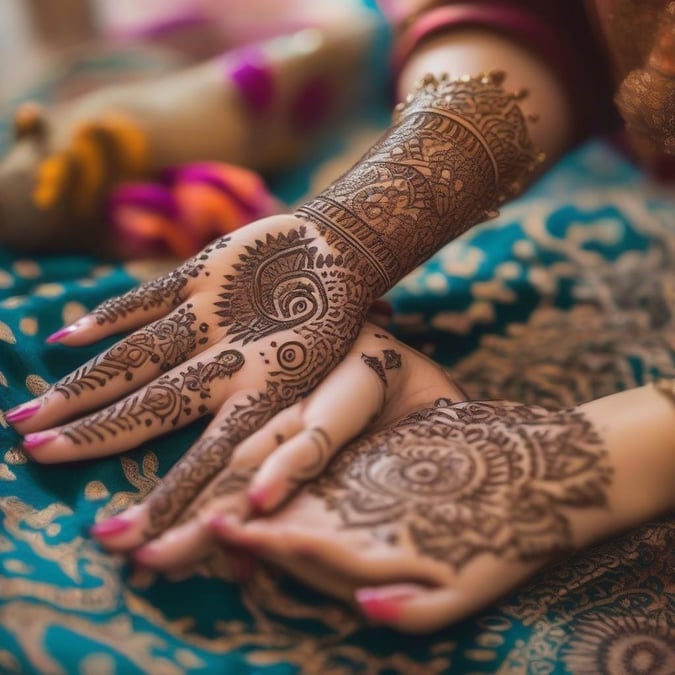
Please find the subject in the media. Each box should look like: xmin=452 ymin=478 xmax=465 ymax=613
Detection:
xmin=8 ymin=213 xmax=375 ymax=538
xmin=211 ymin=388 xmax=675 ymax=633
xmin=63 ymin=322 xmax=465 ymax=570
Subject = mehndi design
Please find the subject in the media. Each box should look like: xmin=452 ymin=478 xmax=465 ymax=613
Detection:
xmin=297 ymin=71 xmax=541 ymax=296
xmin=64 ymin=350 xmax=245 ymax=445
xmin=312 ymin=399 xmax=611 ymax=568
xmin=21 ymin=71 xmax=540 ymax=543
xmin=55 ymin=305 xmax=208 ymax=398
xmin=92 ymin=257 xmax=208 ymax=326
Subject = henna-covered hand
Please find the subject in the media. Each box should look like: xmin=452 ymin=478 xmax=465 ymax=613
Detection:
xmin=9 ymin=214 xmax=372 ymax=525
xmin=81 ymin=323 xmax=466 ymax=569
xmin=213 ymin=384 xmax=675 ymax=633
xmin=7 ymin=70 xmax=539 ymax=556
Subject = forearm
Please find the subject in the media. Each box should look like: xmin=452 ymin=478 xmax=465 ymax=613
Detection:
xmin=297 ymin=69 xmax=540 ymax=297
xmin=397 ymin=28 xmax=575 ymax=163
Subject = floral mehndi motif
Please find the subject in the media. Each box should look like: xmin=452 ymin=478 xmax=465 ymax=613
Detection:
xmin=55 ymin=304 xmax=208 ymax=398
xmin=16 ymin=71 xmax=540 ymax=552
xmin=313 ymin=400 xmax=611 ymax=568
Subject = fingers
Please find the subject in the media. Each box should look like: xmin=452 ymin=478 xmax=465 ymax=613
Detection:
xmin=23 ymin=346 xmax=246 ymax=463
xmin=354 ymin=583 xmax=465 ymax=633
xmin=166 ymin=350 xmax=387 ymax=522
xmin=130 ymin=488 xmax=251 ymax=571
xmin=92 ymin=390 xmax=283 ymax=550
xmin=211 ymin=515 xmax=449 ymax=588
xmin=245 ymin=354 xmax=386 ymax=512
xmin=11 ymin=303 xmax=217 ymax=433
xmin=46 ymin=256 xmax=207 ymax=346
xmin=91 ymin=506 xmax=256 ymax=581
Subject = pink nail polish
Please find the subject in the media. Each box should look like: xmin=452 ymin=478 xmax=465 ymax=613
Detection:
xmin=248 ymin=487 xmax=268 ymax=513
xmin=46 ymin=325 xmax=78 ymax=343
xmin=133 ymin=544 xmax=160 ymax=566
xmin=210 ymin=514 xmax=236 ymax=533
xmin=23 ymin=431 xmax=58 ymax=451
xmin=355 ymin=590 xmax=404 ymax=622
xmin=5 ymin=401 xmax=41 ymax=423
xmin=90 ymin=517 xmax=132 ymax=538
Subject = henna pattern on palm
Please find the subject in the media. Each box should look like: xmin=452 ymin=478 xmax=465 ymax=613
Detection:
xmin=297 ymin=71 xmax=540 ymax=296
xmin=63 ymin=350 xmax=244 ymax=444
xmin=55 ymin=305 xmax=209 ymax=398
xmin=311 ymin=399 xmax=611 ymax=569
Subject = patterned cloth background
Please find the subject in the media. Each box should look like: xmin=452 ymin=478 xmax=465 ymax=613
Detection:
xmin=0 ymin=8 xmax=674 ymax=673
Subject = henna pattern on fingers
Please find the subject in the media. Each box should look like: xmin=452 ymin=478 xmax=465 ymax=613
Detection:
xmin=92 ymin=256 xmax=207 ymax=325
xmin=312 ymin=400 xmax=611 ymax=569
xmin=96 ymin=222 xmax=368 ymax=534
xmin=127 ymin=75 xmax=539 ymax=537
xmin=55 ymin=305 xmax=209 ymax=398
xmin=62 ymin=349 xmax=244 ymax=444
xmin=361 ymin=349 xmax=402 ymax=387
xmin=297 ymin=71 xmax=541 ymax=296
xmin=144 ymin=315 xmax=366 ymax=533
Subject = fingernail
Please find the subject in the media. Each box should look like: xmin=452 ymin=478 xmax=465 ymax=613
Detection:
xmin=132 ymin=544 xmax=160 ymax=566
xmin=5 ymin=401 xmax=41 ymax=424
xmin=46 ymin=325 xmax=78 ymax=343
xmin=248 ymin=486 xmax=269 ymax=513
xmin=355 ymin=590 xmax=405 ymax=622
xmin=23 ymin=430 xmax=58 ymax=451
xmin=90 ymin=517 xmax=132 ymax=538
xmin=209 ymin=514 xmax=238 ymax=534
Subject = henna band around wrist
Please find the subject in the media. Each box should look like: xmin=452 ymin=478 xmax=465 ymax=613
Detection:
xmin=297 ymin=70 xmax=543 ymax=296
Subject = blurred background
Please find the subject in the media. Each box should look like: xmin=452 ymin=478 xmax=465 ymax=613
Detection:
xmin=0 ymin=0 xmax=372 ymax=103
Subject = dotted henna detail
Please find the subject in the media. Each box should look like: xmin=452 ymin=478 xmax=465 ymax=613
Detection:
xmin=312 ymin=399 xmax=611 ymax=569
xmin=143 ymin=225 xmax=370 ymax=517
xmin=297 ymin=71 xmax=541 ymax=296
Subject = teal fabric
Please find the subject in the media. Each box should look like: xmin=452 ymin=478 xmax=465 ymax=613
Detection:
xmin=1 ymin=9 xmax=674 ymax=673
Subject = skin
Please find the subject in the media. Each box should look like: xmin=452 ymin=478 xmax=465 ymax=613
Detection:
xmin=9 ymin=19 xmax=675 ymax=632
xmin=8 ymin=69 xmax=539 ymax=539
xmin=209 ymin=383 xmax=675 ymax=634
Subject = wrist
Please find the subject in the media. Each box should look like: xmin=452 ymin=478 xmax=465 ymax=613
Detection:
xmin=297 ymin=71 xmax=541 ymax=297
xmin=578 ymin=385 xmax=675 ymax=531
xmin=650 ymin=380 xmax=675 ymax=508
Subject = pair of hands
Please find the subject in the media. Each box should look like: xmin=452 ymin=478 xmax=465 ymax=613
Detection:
xmin=8 ymin=214 xmax=612 ymax=632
